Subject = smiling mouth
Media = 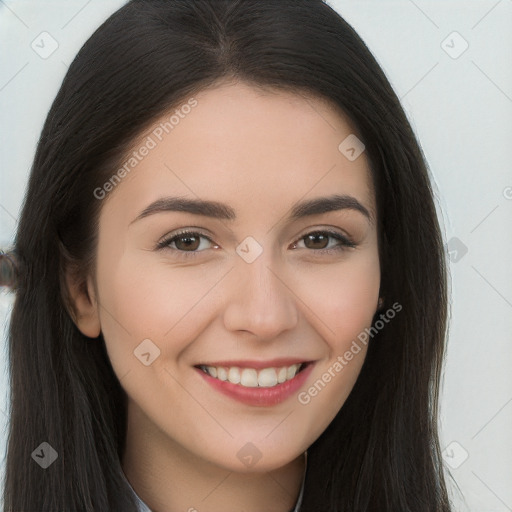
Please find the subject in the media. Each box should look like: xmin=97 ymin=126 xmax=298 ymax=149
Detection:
xmin=194 ymin=362 xmax=310 ymax=388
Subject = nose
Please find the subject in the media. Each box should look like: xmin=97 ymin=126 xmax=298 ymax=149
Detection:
xmin=222 ymin=252 xmax=299 ymax=340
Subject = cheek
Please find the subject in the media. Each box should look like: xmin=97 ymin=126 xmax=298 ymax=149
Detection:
xmin=292 ymin=253 xmax=379 ymax=428
xmin=95 ymin=252 xmax=223 ymax=363
xmin=295 ymin=251 xmax=380 ymax=350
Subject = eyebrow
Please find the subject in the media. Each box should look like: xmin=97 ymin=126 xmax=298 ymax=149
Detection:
xmin=129 ymin=193 xmax=373 ymax=226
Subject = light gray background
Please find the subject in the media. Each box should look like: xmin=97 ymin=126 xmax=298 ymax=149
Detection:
xmin=1 ymin=1 xmax=511 ymax=510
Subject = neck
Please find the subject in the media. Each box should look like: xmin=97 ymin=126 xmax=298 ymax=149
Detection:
xmin=122 ymin=400 xmax=306 ymax=512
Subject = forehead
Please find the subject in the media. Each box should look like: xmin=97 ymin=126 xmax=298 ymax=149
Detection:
xmin=101 ymin=81 xmax=375 ymax=224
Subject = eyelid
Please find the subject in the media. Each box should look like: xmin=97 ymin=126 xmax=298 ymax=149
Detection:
xmin=293 ymin=225 xmax=354 ymax=244
xmin=156 ymin=228 xmax=216 ymax=254
xmin=291 ymin=228 xmax=357 ymax=252
xmin=156 ymin=225 xmax=357 ymax=257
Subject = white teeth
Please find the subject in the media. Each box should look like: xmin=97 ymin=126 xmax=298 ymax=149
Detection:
xmin=286 ymin=365 xmax=297 ymax=380
xmin=258 ymin=368 xmax=278 ymax=387
xmin=240 ymin=368 xmax=258 ymax=387
xmin=201 ymin=363 xmax=303 ymax=388
xmin=217 ymin=367 xmax=228 ymax=381
xmin=228 ymin=367 xmax=241 ymax=384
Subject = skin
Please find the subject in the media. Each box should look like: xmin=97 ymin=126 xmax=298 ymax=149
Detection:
xmin=67 ymin=80 xmax=380 ymax=512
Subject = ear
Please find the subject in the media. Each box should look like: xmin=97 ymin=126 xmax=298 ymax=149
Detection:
xmin=64 ymin=269 xmax=101 ymax=339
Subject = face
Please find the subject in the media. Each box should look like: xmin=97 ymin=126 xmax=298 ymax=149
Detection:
xmin=75 ymin=81 xmax=380 ymax=473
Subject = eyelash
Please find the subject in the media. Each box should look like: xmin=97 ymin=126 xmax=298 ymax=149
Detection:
xmin=156 ymin=228 xmax=357 ymax=259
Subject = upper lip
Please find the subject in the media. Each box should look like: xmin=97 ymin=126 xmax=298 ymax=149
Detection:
xmin=195 ymin=358 xmax=314 ymax=369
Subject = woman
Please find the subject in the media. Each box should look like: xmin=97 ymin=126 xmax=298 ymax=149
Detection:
xmin=1 ymin=0 xmax=452 ymax=510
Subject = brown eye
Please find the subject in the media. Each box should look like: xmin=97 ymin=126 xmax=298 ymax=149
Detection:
xmin=174 ymin=233 xmax=201 ymax=251
xmin=293 ymin=230 xmax=356 ymax=253
xmin=157 ymin=230 xmax=216 ymax=255
xmin=303 ymin=232 xmax=330 ymax=250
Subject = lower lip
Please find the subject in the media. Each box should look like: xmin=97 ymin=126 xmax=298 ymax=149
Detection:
xmin=195 ymin=363 xmax=315 ymax=407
